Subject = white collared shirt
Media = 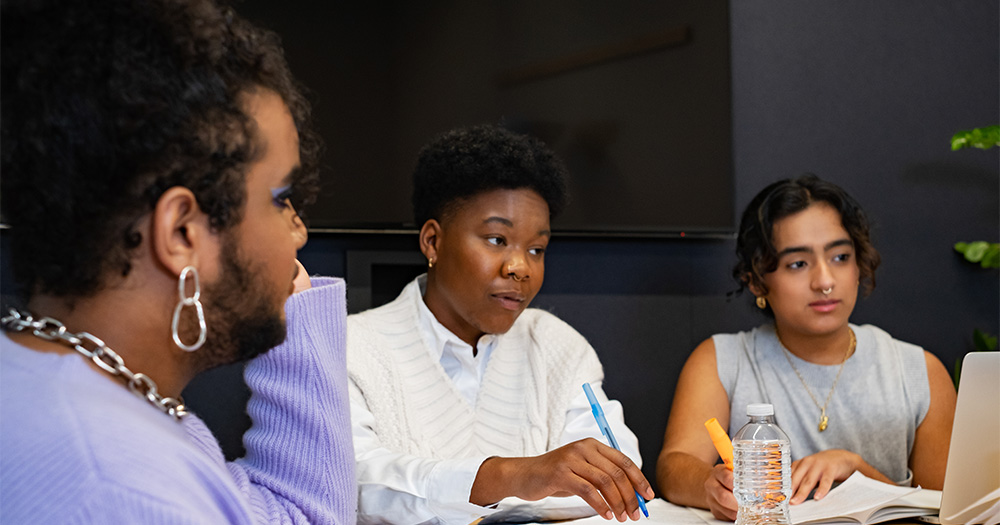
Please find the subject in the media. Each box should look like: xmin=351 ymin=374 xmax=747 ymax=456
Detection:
xmin=349 ymin=283 xmax=642 ymax=524
xmin=416 ymin=292 xmax=497 ymax=407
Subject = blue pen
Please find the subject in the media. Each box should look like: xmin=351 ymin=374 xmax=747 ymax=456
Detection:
xmin=583 ymin=383 xmax=649 ymax=519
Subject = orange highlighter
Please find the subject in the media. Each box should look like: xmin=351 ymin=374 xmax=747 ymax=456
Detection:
xmin=704 ymin=418 xmax=734 ymax=470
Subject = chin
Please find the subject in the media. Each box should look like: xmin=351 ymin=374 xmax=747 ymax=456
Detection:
xmin=483 ymin=316 xmax=520 ymax=336
xmin=230 ymin=314 xmax=288 ymax=363
xmin=196 ymin=311 xmax=288 ymax=372
xmin=808 ymin=319 xmax=849 ymax=335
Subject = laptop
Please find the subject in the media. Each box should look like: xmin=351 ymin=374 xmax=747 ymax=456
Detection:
xmin=938 ymin=351 xmax=1000 ymax=524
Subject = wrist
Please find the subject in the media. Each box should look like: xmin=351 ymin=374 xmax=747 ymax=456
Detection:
xmin=470 ymin=456 xmax=508 ymax=506
xmin=846 ymin=450 xmax=866 ymax=472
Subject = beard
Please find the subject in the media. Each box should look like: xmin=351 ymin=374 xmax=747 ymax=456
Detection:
xmin=184 ymin=237 xmax=290 ymax=372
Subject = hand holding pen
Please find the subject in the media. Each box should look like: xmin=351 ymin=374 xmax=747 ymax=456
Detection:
xmin=471 ymin=434 xmax=654 ymax=521
xmin=583 ymin=383 xmax=650 ymax=519
xmin=470 ymin=384 xmax=653 ymax=520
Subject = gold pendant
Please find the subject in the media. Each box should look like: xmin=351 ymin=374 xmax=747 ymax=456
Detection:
xmin=818 ymin=414 xmax=829 ymax=432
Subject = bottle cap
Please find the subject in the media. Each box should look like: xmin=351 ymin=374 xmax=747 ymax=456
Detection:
xmin=747 ymin=403 xmax=774 ymax=416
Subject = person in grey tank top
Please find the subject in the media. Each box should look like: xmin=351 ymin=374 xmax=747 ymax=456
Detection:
xmin=656 ymin=175 xmax=957 ymax=521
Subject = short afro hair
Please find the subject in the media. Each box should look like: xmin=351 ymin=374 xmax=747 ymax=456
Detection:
xmin=733 ymin=174 xmax=881 ymax=316
xmin=412 ymin=124 xmax=568 ymax=226
xmin=1 ymin=0 xmax=321 ymax=300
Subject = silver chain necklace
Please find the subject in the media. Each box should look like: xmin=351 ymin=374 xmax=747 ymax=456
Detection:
xmin=1 ymin=308 xmax=187 ymax=421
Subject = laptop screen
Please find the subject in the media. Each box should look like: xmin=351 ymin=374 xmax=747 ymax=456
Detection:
xmin=939 ymin=351 xmax=1000 ymax=524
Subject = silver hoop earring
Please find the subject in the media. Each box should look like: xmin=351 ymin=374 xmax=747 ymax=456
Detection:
xmin=171 ymin=265 xmax=206 ymax=352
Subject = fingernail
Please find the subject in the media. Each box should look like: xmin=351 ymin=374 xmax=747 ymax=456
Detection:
xmin=632 ymin=509 xmax=641 ymax=520
xmin=605 ymin=511 xmax=613 ymax=520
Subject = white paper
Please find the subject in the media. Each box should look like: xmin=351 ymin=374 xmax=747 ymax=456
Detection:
xmin=789 ymin=471 xmax=937 ymax=524
xmin=514 ymin=498 xmax=722 ymax=525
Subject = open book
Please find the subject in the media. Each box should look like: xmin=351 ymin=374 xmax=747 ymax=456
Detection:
xmin=789 ymin=471 xmax=940 ymax=525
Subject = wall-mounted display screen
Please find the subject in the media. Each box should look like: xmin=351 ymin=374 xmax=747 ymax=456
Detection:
xmin=239 ymin=1 xmax=733 ymax=235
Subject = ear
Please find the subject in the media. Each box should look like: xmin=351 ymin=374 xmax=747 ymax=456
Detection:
xmin=745 ymin=272 xmax=767 ymax=298
xmin=418 ymin=219 xmax=441 ymax=263
xmin=150 ymin=186 xmax=214 ymax=276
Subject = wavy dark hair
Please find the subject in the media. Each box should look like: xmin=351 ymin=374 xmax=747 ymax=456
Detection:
xmin=1 ymin=0 xmax=321 ymax=300
xmin=733 ymin=174 xmax=881 ymax=316
xmin=412 ymin=124 xmax=568 ymax=226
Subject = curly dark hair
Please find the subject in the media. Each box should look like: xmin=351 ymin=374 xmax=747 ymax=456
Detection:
xmin=411 ymin=124 xmax=568 ymax=226
xmin=1 ymin=0 xmax=321 ymax=300
xmin=733 ymin=174 xmax=881 ymax=315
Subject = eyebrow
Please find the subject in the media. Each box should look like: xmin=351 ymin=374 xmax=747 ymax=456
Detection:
xmin=776 ymin=238 xmax=853 ymax=257
xmin=281 ymin=165 xmax=302 ymax=187
xmin=483 ymin=216 xmax=513 ymax=227
xmin=483 ymin=216 xmax=551 ymax=238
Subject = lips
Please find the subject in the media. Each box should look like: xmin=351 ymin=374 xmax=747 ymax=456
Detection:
xmin=491 ymin=291 xmax=526 ymax=311
xmin=809 ymin=299 xmax=840 ymax=313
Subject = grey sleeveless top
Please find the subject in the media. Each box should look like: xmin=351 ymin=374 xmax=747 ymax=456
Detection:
xmin=715 ymin=323 xmax=930 ymax=485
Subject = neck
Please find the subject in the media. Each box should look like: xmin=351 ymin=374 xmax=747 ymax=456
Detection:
xmin=22 ymin=289 xmax=194 ymax=399
xmin=421 ymin=278 xmax=484 ymax=349
xmin=774 ymin=323 xmax=854 ymax=365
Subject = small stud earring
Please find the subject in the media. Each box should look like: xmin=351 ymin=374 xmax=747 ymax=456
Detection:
xmin=756 ymin=296 xmax=767 ymax=309
xmin=427 ymin=258 xmax=435 ymax=269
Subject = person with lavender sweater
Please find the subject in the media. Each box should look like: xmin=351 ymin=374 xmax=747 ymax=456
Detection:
xmin=1 ymin=278 xmax=356 ymax=523
xmin=1 ymin=0 xmax=356 ymax=521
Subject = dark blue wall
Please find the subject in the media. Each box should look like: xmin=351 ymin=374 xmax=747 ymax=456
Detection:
xmin=2 ymin=0 xmax=996 ymax=496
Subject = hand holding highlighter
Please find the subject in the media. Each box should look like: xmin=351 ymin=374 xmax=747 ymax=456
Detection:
xmin=704 ymin=417 xmax=734 ymax=470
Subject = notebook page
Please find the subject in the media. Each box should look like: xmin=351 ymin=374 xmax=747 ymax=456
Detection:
xmin=790 ymin=472 xmax=921 ymax=524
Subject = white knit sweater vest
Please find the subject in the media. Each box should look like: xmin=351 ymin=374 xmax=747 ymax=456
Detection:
xmin=347 ymin=277 xmax=604 ymax=460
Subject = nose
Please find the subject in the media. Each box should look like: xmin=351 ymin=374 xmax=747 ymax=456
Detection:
xmin=505 ymin=253 xmax=529 ymax=282
xmin=289 ymin=207 xmax=308 ymax=250
xmin=813 ymin=260 xmax=835 ymax=294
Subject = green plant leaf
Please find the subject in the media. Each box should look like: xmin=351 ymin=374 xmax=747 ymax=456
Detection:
xmin=955 ymin=241 xmax=1000 ymax=268
xmin=960 ymin=241 xmax=989 ymax=262
xmin=951 ymin=125 xmax=1000 ymax=150
xmin=982 ymin=244 xmax=1000 ymax=269
xmin=973 ymin=328 xmax=999 ymax=351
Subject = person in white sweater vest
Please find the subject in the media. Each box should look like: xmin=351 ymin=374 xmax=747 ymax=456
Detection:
xmin=347 ymin=125 xmax=653 ymax=524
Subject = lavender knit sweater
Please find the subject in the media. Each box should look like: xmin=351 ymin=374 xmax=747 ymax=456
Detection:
xmin=0 ymin=277 xmax=356 ymax=524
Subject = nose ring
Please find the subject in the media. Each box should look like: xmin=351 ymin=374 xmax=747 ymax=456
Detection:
xmin=508 ymin=265 xmax=526 ymax=282
xmin=822 ymin=288 xmax=833 ymax=295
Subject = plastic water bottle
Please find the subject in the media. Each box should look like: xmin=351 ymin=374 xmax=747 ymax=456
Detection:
xmin=733 ymin=403 xmax=791 ymax=525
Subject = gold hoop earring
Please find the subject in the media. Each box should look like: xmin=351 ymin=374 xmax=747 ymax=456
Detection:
xmin=756 ymin=296 xmax=767 ymax=309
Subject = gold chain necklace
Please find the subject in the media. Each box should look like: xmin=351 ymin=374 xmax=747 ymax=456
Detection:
xmin=776 ymin=327 xmax=855 ymax=432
